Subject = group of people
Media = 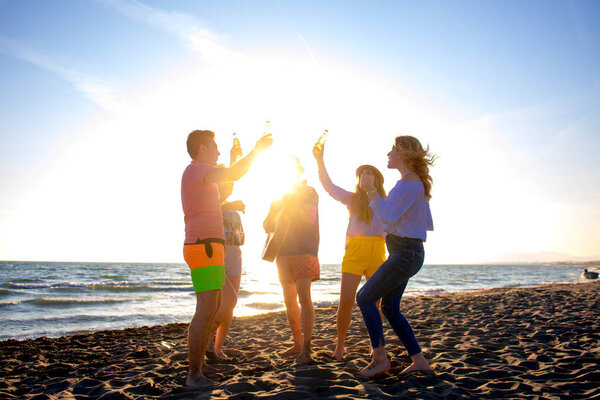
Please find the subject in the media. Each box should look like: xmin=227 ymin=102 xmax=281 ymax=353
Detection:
xmin=181 ymin=129 xmax=436 ymax=386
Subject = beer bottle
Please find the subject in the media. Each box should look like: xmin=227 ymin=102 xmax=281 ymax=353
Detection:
xmin=263 ymin=121 xmax=272 ymax=136
xmin=316 ymin=129 xmax=328 ymax=149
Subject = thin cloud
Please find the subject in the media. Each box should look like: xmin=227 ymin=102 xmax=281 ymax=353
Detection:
xmin=0 ymin=35 xmax=121 ymax=111
xmin=298 ymin=34 xmax=319 ymax=67
xmin=477 ymin=93 xmax=598 ymax=155
xmin=0 ymin=0 xmax=238 ymax=110
xmin=101 ymin=0 xmax=236 ymax=63
xmin=101 ymin=0 xmax=202 ymax=38
xmin=542 ymin=108 xmax=600 ymax=159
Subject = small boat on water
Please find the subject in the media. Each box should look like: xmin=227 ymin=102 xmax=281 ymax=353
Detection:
xmin=581 ymin=269 xmax=599 ymax=279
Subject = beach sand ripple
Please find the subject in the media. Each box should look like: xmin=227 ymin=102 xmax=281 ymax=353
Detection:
xmin=0 ymin=281 xmax=598 ymax=399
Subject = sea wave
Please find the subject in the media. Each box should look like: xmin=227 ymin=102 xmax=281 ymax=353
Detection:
xmin=149 ymin=280 xmax=190 ymax=285
xmin=238 ymin=289 xmax=279 ymax=296
xmin=406 ymin=287 xmax=447 ymax=296
xmin=314 ymin=300 xmax=337 ymax=307
xmin=8 ymin=281 xmax=128 ymax=289
xmin=7 ymin=282 xmax=192 ymax=292
xmin=1 ymin=312 xmax=185 ymax=326
xmin=245 ymin=302 xmax=283 ymax=310
xmin=24 ymin=297 xmax=150 ymax=307
xmin=0 ymin=300 xmax=20 ymax=307
xmin=538 ymin=280 xmax=575 ymax=286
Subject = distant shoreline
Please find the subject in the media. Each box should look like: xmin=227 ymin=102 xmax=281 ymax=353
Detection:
xmin=426 ymin=260 xmax=600 ymax=266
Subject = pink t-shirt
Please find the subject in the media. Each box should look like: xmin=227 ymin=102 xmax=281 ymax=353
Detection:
xmin=181 ymin=161 xmax=225 ymax=243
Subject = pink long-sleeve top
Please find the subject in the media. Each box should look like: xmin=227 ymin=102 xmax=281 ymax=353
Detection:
xmin=318 ymin=168 xmax=386 ymax=242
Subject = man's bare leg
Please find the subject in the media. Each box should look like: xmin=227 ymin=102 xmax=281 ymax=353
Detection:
xmin=186 ymin=290 xmax=221 ymax=387
xmin=280 ymin=281 xmax=302 ymax=356
xmin=334 ymin=273 xmax=362 ymax=361
xmin=295 ymin=277 xmax=315 ymax=365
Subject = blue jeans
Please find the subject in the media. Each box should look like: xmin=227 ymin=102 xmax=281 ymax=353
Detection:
xmin=356 ymin=234 xmax=424 ymax=356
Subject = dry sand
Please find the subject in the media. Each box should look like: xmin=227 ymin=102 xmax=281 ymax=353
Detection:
xmin=1 ymin=281 xmax=598 ymax=399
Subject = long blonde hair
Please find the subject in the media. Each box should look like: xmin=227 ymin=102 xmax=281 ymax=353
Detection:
xmin=349 ymin=166 xmax=386 ymax=224
xmin=394 ymin=135 xmax=436 ymax=200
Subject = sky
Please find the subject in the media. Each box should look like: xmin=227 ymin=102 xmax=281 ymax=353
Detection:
xmin=0 ymin=0 xmax=599 ymax=265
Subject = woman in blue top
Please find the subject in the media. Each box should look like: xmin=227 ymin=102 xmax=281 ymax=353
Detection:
xmin=356 ymin=135 xmax=436 ymax=377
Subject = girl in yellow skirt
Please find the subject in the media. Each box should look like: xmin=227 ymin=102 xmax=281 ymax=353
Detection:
xmin=313 ymin=143 xmax=387 ymax=361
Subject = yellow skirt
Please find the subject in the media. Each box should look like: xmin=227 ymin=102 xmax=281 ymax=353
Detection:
xmin=341 ymin=236 xmax=386 ymax=278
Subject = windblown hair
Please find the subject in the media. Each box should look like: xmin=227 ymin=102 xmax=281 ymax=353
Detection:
xmin=186 ymin=130 xmax=215 ymax=159
xmin=394 ymin=135 xmax=437 ymax=200
xmin=349 ymin=168 xmax=387 ymax=224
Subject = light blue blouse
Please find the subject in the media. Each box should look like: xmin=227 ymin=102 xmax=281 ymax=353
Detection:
xmin=370 ymin=180 xmax=433 ymax=241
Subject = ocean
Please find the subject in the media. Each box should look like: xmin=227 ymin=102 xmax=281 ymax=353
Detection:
xmin=0 ymin=260 xmax=593 ymax=340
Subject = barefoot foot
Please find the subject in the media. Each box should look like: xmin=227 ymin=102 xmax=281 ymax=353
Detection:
xmin=332 ymin=345 xmax=345 ymax=362
xmin=280 ymin=344 xmax=302 ymax=357
xmin=295 ymin=351 xmax=313 ymax=365
xmin=186 ymin=371 xmax=214 ymax=387
xmin=359 ymin=359 xmax=391 ymax=378
xmin=212 ymin=349 xmax=228 ymax=360
xmin=401 ymin=352 xmax=431 ymax=374
xmin=202 ymin=363 xmax=217 ymax=374
xmin=400 ymin=361 xmax=431 ymax=374
xmin=205 ymin=349 xmax=218 ymax=360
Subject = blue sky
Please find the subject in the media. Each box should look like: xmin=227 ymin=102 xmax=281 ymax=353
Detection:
xmin=1 ymin=0 xmax=599 ymax=263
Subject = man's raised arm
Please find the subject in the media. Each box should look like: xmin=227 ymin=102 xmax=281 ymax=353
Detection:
xmin=204 ymin=134 xmax=272 ymax=183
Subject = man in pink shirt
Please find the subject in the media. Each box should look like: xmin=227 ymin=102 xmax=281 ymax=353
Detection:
xmin=182 ymin=130 xmax=272 ymax=386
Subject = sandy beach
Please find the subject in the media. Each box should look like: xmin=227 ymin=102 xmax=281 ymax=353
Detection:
xmin=1 ymin=281 xmax=598 ymax=399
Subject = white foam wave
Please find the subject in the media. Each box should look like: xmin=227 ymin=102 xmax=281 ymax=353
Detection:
xmin=26 ymin=297 xmax=150 ymax=306
xmin=7 ymin=281 xmax=192 ymax=292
